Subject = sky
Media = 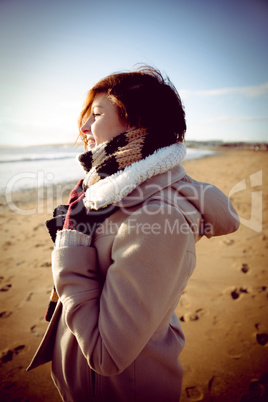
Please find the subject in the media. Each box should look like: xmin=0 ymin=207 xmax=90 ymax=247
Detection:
xmin=0 ymin=0 xmax=267 ymax=146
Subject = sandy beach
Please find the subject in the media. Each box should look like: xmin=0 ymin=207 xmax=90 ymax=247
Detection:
xmin=0 ymin=149 xmax=267 ymax=401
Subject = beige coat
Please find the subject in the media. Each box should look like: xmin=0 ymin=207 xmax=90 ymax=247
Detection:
xmin=27 ymin=164 xmax=239 ymax=402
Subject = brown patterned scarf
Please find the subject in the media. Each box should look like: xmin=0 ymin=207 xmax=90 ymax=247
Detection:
xmin=78 ymin=127 xmax=158 ymax=189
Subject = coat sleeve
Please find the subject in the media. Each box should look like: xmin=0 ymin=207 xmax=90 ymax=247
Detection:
xmin=52 ymin=204 xmax=195 ymax=376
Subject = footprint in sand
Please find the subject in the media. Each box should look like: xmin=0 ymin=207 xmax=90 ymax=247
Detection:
xmin=3 ymin=240 xmax=13 ymax=250
xmin=0 ymin=311 xmax=12 ymax=319
xmin=180 ymin=308 xmax=207 ymax=322
xmin=34 ymin=243 xmax=44 ymax=248
xmin=241 ymin=375 xmax=268 ymax=401
xmin=185 ymin=386 xmax=204 ymax=401
xmin=227 ymin=347 xmax=244 ymax=360
xmin=0 ymin=283 xmax=12 ymax=292
xmin=26 ymin=292 xmax=33 ymax=302
xmin=33 ymin=223 xmax=43 ymax=231
xmin=0 ymin=276 xmax=13 ymax=292
xmin=256 ymin=333 xmax=268 ymax=346
xmin=222 ymin=238 xmax=235 ymax=246
xmin=230 ymin=287 xmax=249 ymax=300
xmin=228 ymin=285 xmax=267 ymax=300
xmin=40 ymin=261 xmax=51 ymax=268
xmin=0 ymin=345 xmax=25 ymax=365
xmin=241 ymin=263 xmax=250 ymax=274
xmin=30 ymin=325 xmax=41 ymax=337
xmin=255 ymin=286 xmax=267 ymax=294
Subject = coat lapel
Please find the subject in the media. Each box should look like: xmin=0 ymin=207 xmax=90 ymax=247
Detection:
xmin=27 ymin=302 xmax=62 ymax=371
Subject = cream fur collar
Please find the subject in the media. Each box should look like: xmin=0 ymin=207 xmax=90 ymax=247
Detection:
xmin=83 ymin=142 xmax=186 ymax=210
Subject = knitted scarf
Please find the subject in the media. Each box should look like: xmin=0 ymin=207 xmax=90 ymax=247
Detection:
xmin=79 ymin=127 xmax=155 ymax=189
xmin=45 ymin=128 xmax=186 ymax=321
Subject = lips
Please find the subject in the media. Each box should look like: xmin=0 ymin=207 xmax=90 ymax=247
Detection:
xmin=86 ymin=135 xmax=96 ymax=150
xmin=87 ymin=134 xmax=94 ymax=142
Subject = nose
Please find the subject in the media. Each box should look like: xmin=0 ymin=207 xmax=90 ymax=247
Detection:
xmin=80 ymin=116 xmax=92 ymax=134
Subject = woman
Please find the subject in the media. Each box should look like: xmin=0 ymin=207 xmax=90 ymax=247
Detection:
xmin=28 ymin=66 xmax=239 ymax=401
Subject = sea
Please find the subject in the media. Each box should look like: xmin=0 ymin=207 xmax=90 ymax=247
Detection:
xmin=0 ymin=144 xmax=215 ymax=194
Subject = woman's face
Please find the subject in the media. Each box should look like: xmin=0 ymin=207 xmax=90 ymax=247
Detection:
xmin=81 ymin=93 xmax=129 ymax=149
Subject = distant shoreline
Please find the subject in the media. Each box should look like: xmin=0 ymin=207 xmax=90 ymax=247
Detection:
xmin=0 ymin=140 xmax=267 ymax=150
xmin=185 ymin=140 xmax=268 ymax=151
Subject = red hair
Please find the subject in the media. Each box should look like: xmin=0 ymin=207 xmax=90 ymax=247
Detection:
xmin=78 ymin=66 xmax=186 ymax=149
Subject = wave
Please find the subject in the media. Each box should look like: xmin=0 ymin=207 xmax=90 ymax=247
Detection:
xmin=0 ymin=154 xmax=76 ymax=163
xmin=0 ymin=148 xmax=215 ymax=164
